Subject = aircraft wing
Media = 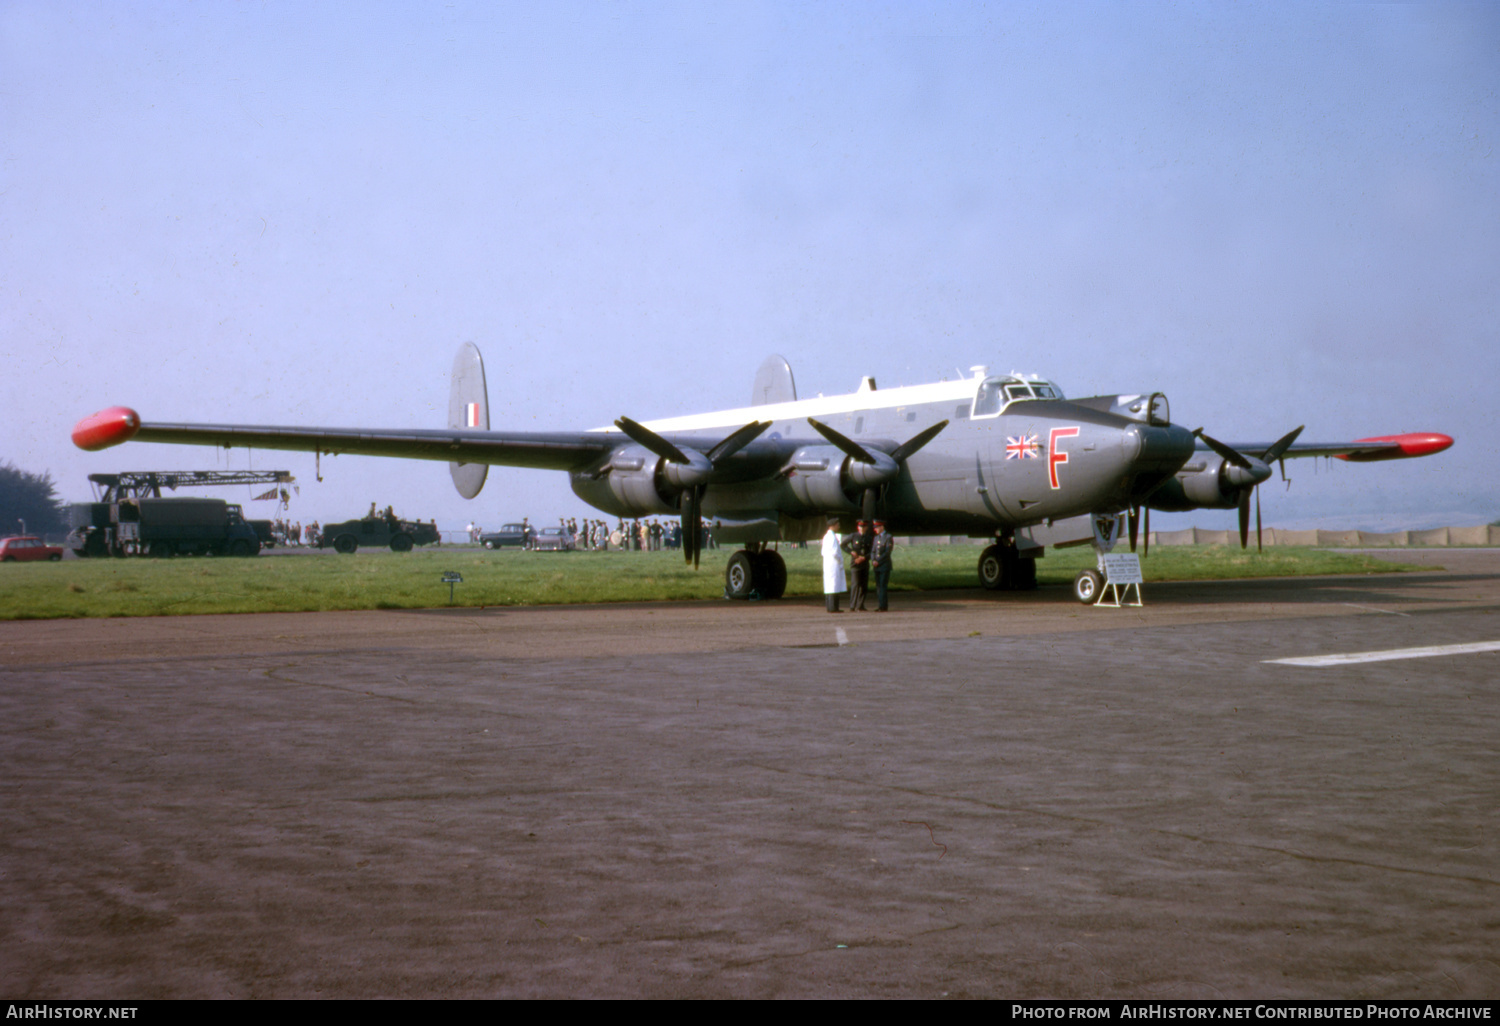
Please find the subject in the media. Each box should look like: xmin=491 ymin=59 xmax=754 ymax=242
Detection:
xmin=72 ymin=407 xmax=616 ymax=471
xmin=1205 ymin=432 xmax=1452 ymax=463
xmin=70 ymin=405 xmax=806 ymax=475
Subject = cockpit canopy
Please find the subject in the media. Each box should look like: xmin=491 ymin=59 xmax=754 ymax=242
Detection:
xmin=973 ymin=374 xmax=1065 ymax=418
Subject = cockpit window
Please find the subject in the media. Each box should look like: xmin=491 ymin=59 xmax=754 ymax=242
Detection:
xmin=976 ymin=376 xmax=1063 ymax=417
xmin=973 ymin=380 xmax=1005 ymax=418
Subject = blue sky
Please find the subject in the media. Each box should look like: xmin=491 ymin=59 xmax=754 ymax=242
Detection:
xmin=3 ymin=1 xmax=1496 ymax=534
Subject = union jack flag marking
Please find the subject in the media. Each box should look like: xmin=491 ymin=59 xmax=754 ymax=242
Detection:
xmin=1006 ymin=434 xmax=1040 ymax=460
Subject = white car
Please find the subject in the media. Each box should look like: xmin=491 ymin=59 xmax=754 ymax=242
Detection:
xmin=532 ymin=526 xmax=575 ymax=552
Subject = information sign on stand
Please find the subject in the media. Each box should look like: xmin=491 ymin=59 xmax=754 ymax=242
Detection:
xmin=441 ymin=571 xmax=463 ymax=604
xmin=1096 ymin=553 xmax=1144 ymax=607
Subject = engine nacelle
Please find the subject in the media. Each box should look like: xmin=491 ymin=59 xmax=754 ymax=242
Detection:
xmin=568 ymin=446 xmax=680 ymax=517
xmin=784 ymin=446 xmax=859 ymax=511
xmin=1148 ymin=455 xmax=1239 ymax=511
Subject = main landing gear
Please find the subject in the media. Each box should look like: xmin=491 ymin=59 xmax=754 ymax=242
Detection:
xmin=723 ymin=544 xmax=787 ymax=600
xmin=977 ymin=530 xmax=1038 ymax=592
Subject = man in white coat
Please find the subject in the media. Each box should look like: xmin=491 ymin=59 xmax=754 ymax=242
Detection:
xmin=821 ymin=518 xmax=847 ymax=613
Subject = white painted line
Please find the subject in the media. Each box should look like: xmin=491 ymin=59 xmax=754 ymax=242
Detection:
xmin=1265 ymin=640 xmax=1500 ymax=667
xmin=1340 ymin=602 xmax=1411 ymax=617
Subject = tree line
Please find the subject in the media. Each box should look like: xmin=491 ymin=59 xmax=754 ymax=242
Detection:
xmin=0 ymin=461 xmax=70 ymax=537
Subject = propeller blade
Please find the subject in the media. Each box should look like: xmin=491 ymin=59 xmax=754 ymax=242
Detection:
xmin=707 ymin=420 xmax=772 ymax=464
xmin=1261 ymin=425 xmax=1305 ymax=463
xmin=1143 ymin=506 xmax=1150 ymax=557
xmin=1238 ymin=489 xmax=1251 ymax=549
xmin=890 ymin=419 xmax=950 ymax=463
xmin=680 ymin=487 xmax=702 ymax=569
xmin=1129 ymin=507 xmax=1139 ymax=553
xmin=615 ymin=416 xmax=690 ymax=465
xmin=696 ymin=489 xmax=708 ymax=570
xmin=1194 ymin=429 xmax=1254 ymax=470
xmin=806 ymin=418 xmax=877 ymax=465
xmin=1256 ymin=485 xmax=1264 ymax=553
xmin=862 ymin=488 xmax=877 ymax=525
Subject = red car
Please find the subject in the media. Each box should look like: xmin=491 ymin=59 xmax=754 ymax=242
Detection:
xmin=0 ymin=536 xmax=64 ymax=562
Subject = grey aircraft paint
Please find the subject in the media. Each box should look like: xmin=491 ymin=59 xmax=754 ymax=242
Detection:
xmin=71 ymin=345 xmax=1451 ymax=601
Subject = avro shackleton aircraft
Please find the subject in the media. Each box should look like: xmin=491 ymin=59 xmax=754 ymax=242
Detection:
xmin=73 ymin=344 xmax=1452 ymax=603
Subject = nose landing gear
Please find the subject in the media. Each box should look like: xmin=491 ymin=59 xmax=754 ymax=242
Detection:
xmin=1071 ymin=511 xmax=1126 ymax=605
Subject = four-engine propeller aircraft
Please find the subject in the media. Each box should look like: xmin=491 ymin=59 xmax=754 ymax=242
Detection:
xmin=72 ymin=343 xmax=1452 ymax=603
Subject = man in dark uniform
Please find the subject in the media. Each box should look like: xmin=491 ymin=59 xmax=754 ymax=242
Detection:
xmin=870 ymin=519 xmax=894 ymax=611
xmin=841 ymin=519 xmax=872 ymax=611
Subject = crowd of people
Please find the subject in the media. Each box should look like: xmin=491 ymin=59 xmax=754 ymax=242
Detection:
xmin=266 ymin=518 xmax=310 ymax=547
xmin=261 ymin=518 xmax=331 ymax=547
xmin=463 ymin=516 xmax=720 ymax=552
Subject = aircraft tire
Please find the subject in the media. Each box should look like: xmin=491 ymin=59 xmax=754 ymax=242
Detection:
xmin=724 ymin=551 xmax=758 ymax=600
xmin=977 ymin=545 xmax=1007 ymax=590
xmin=390 ymin=533 xmax=414 ymax=552
xmin=334 ymin=534 xmax=358 ymax=555
xmin=1072 ymin=569 xmax=1103 ymax=605
xmin=757 ymin=550 xmax=787 ymax=600
xmin=48 ymin=553 xmax=62 ymax=561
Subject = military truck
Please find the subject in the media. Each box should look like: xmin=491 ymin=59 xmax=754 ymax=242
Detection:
xmin=68 ymin=497 xmax=262 ymax=557
xmin=317 ymin=515 xmax=441 ymax=553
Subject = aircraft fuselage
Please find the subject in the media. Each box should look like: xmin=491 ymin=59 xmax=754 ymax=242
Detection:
xmin=569 ymin=372 xmax=1197 ymax=543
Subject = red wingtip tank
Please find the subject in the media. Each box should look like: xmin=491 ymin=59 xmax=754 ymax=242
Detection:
xmin=1336 ymin=432 xmax=1454 ymax=463
xmin=71 ymin=407 xmax=142 ymax=451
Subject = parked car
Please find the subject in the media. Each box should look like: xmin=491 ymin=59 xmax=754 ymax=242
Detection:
xmin=480 ymin=523 xmax=533 ymax=550
xmin=532 ymin=526 xmax=576 ymax=552
xmin=0 ymin=536 xmax=64 ymax=562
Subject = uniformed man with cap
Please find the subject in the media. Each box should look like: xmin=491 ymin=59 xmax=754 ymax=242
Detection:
xmin=870 ymin=519 xmax=894 ymax=612
xmin=841 ymin=519 xmax=872 ymax=611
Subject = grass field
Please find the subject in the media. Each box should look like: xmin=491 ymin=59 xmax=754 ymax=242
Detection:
xmin=0 ymin=544 xmax=1416 ymax=620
